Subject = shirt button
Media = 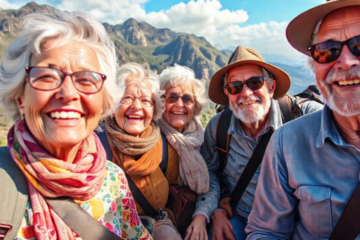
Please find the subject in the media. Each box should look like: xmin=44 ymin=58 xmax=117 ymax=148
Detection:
xmin=201 ymin=197 xmax=206 ymax=201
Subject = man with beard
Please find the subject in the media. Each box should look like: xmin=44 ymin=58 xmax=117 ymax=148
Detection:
xmin=246 ymin=1 xmax=360 ymax=239
xmin=185 ymin=46 xmax=322 ymax=240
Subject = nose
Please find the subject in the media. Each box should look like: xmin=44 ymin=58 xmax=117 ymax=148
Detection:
xmin=131 ymin=97 xmax=142 ymax=110
xmin=175 ymin=97 xmax=184 ymax=107
xmin=239 ymin=83 xmax=253 ymax=98
xmin=55 ymin=76 xmax=80 ymax=101
xmin=334 ymin=45 xmax=360 ymax=71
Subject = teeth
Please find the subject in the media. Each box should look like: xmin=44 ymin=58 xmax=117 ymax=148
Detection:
xmin=172 ymin=112 xmax=186 ymax=115
xmin=128 ymin=115 xmax=142 ymax=119
xmin=338 ymin=80 xmax=360 ymax=86
xmin=50 ymin=111 xmax=81 ymax=119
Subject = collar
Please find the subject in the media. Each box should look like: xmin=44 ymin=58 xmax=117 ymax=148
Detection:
xmin=229 ymin=99 xmax=282 ymax=139
xmin=316 ymin=105 xmax=356 ymax=149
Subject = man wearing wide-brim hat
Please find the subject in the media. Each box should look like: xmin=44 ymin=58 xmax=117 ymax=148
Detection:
xmin=186 ymin=46 xmax=322 ymax=240
xmin=247 ymin=1 xmax=360 ymax=239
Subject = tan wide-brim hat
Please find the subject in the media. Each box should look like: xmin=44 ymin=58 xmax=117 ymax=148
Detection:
xmin=287 ymin=0 xmax=360 ymax=56
xmin=209 ymin=45 xmax=291 ymax=105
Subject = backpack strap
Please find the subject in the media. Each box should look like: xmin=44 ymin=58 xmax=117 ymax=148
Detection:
xmin=329 ymin=181 xmax=360 ymax=240
xmin=278 ymin=96 xmax=293 ymax=124
xmin=159 ymin=133 xmax=168 ymax=177
xmin=229 ymin=130 xmax=274 ymax=213
xmin=0 ymin=146 xmax=28 ymax=240
xmin=216 ymin=108 xmax=233 ymax=174
xmin=96 ymin=125 xmax=113 ymax=161
xmin=46 ymin=197 xmax=125 ymax=240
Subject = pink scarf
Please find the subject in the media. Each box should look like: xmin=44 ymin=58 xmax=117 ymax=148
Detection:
xmin=7 ymin=120 xmax=107 ymax=240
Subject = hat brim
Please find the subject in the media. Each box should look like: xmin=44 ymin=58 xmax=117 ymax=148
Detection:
xmin=286 ymin=0 xmax=360 ymax=56
xmin=208 ymin=60 xmax=291 ymax=105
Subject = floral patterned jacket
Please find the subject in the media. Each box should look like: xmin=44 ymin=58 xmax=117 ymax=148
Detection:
xmin=15 ymin=161 xmax=152 ymax=240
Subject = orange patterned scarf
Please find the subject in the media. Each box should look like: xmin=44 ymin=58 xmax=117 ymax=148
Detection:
xmin=7 ymin=120 xmax=107 ymax=240
xmin=105 ymin=117 xmax=169 ymax=214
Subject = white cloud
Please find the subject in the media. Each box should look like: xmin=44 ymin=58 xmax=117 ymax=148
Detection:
xmin=1 ymin=0 xmax=303 ymax=62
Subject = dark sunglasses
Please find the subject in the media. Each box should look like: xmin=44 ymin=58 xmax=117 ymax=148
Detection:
xmin=224 ymin=76 xmax=267 ymax=95
xmin=162 ymin=93 xmax=196 ymax=105
xmin=308 ymin=35 xmax=360 ymax=64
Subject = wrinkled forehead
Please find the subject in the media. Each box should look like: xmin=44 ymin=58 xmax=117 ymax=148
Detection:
xmin=227 ymin=64 xmax=263 ymax=82
xmin=315 ymin=6 xmax=360 ymax=42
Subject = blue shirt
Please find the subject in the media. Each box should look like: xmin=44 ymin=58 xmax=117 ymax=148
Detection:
xmin=194 ymin=99 xmax=323 ymax=221
xmin=246 ymin=105 xmax=360 ymax=240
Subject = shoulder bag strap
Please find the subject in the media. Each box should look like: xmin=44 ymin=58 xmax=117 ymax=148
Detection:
xmin=329 ymin=182 xmax=360 ymax=240
xmin=229 ymin=130 xmax=274 ymax=212
xmin=0 ymin=147 xmax=28 ymax=240
xmin=278 ymin=96 xmax=293 ymax=124
xmin=216 ymin=108 xmax=233 ymax=174
xmin=46 ymin=197 xmax=124 ymax=240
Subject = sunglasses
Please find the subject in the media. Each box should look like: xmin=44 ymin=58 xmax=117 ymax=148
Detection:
xmin=308 ymin=35 xmax=360 ymax=64
xmin=224 ymin=76 xmax=267 ymax=95
xmin=163 ymin=93 xmax=196 ymax=105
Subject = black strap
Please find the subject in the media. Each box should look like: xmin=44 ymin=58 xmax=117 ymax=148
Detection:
xmin=229 ymin=130 xmax=274 ymax=212
xmin=330 ymin=182 xmax=360 ymax=240
xmin=278 ymin=96 xmax=293 ymax=124
xmin=159 ymin=133 xmax=169 ymax=176
xmin=216 ymin=108 xmax=233 ymax=174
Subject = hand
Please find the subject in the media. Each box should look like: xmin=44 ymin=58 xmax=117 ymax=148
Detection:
xmin=184 ymin=214 xmax=208 ymax=240
xmin=211 ymin=210 xmax=235 ymax=240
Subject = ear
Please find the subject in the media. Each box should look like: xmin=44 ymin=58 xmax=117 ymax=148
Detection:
xmin=269 ymin=80 xmax=277 ymax=96
xmin=16 ymin=96 xmax=25 ymax=115
xmin=223 ymin=87 xmax=229 ymax=97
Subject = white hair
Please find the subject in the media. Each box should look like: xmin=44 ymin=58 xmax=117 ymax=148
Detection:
xmin=117 ymin=62 xmax=162 ymax=121
xmin=0 ymin=10 xmax=122 ymax=121
xmin=159 ymin=64 xmax=209 ymax=116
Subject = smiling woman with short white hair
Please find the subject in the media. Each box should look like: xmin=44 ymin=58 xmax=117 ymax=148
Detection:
xmin=0 ymin=10 xmax=150 ymax=240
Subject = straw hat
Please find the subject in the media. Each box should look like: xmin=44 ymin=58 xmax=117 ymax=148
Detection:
xmin=286 ymin=0 xmax=360 ymax=56
xmin=208 ymin=45 xmax=291 ymax=105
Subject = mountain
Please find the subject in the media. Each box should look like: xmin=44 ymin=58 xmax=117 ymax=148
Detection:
xmin=0 ymin=2 xmax=315 ymax=94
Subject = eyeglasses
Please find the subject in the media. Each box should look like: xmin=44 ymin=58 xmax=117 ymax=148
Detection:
xmin=25 ymin=66 xmax=106 ymax=94
xmin=224 ymin=76 xmax=267 ymax=95
xmin=120 ymin=94 xmax=154 ymax=107
xmin=308 ymin=35 xmax=360 ymax=64
xmin=163 ymin=93 xmax=196 ymax=105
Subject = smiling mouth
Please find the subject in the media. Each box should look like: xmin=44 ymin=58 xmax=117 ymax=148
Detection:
xmin=48 ymin=111 xmax=82 ymax=119
xmin=336 ymin=79 xmax=360 ymax=86
xmin=126 ymin=115 xmax=144 ymax=120
xmin=240 ymin=101 xmax=257 ymax=106
xmin=171 ymin=111 xmax=187 ymax=115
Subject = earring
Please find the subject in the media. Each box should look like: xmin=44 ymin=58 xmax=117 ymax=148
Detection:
xmin=21 ymin=114 xmax=25 ymax=121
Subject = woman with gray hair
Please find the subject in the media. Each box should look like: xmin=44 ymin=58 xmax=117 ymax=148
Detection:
xmin=0 ymin=10 xmax=150 ymax=240
xmin=158 ymin=64 xmax=210 ymax=239
xmin=97 ymin=62 xmax=182 ymax=240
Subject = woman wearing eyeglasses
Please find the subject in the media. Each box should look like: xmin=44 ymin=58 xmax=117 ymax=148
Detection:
xmin=158 ymin=64 xmax=210 ymax=240
xmin=98 ymin=62 xmax=183 ymax=240
xmin=0 ymin=11 xmax=150 ymax=240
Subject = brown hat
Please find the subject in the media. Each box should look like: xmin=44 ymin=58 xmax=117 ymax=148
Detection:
xmin=286 ymin=0 xmax=360 ymax=56
xmin=208 ymin=45 xmax=291 ymax=105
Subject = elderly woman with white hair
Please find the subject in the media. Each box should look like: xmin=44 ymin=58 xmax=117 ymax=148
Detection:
xmin=97 ymin=62 xmax=182 ymax=240
xmin=0 ymin=10 xmax=150 ymax=240
xmin=158 ymin=64 xmax=210 ymax=240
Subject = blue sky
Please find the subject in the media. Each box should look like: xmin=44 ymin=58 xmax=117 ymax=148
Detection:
xmin=5 ymin=0 xmax=326 ymax=63
xmin=143 ymin=0 xmax=323 ymax=26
